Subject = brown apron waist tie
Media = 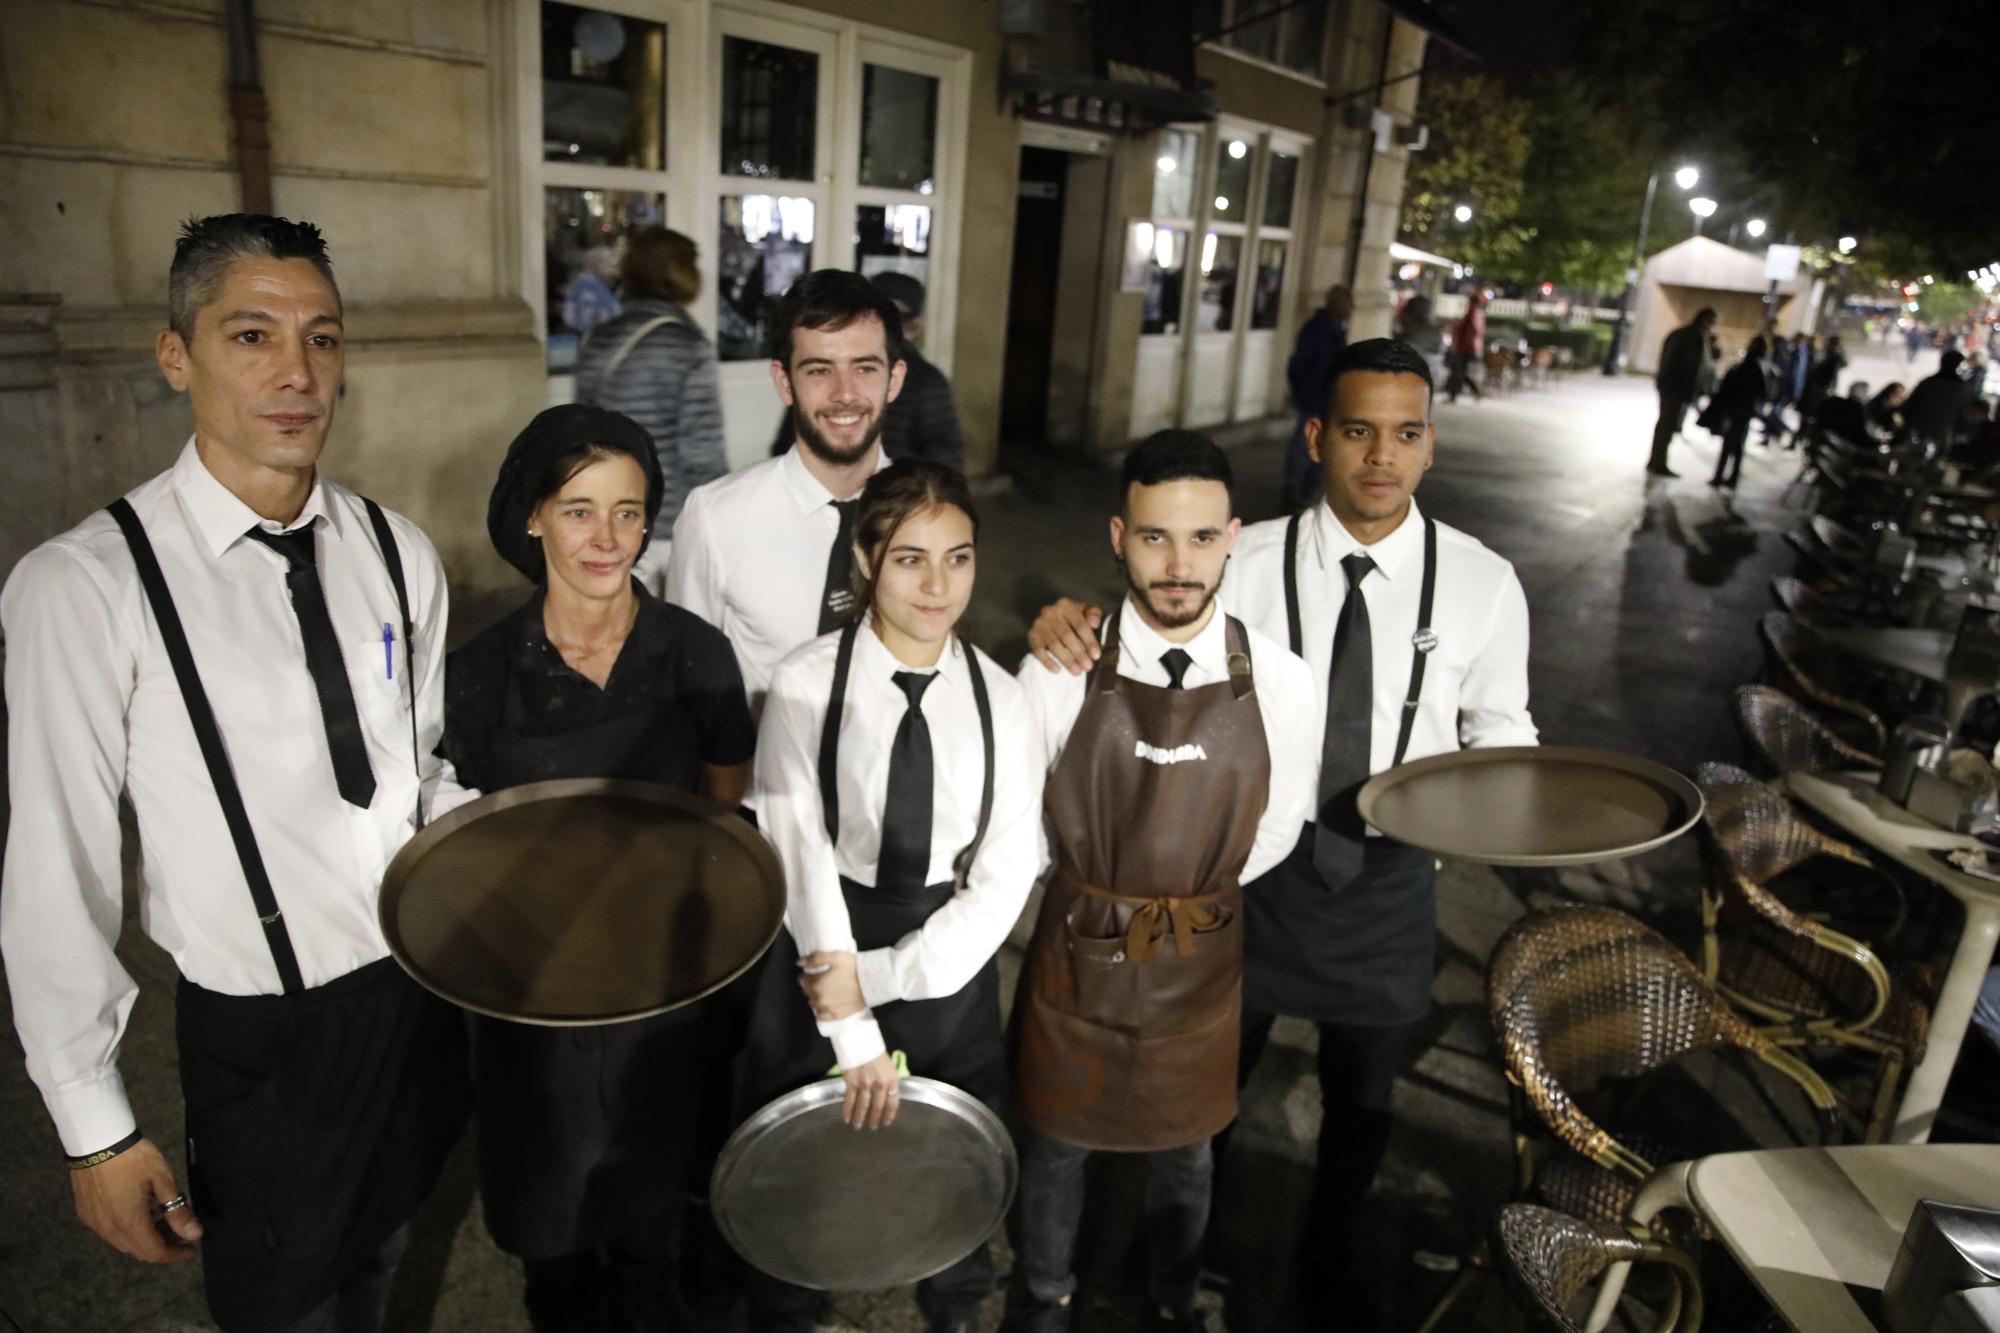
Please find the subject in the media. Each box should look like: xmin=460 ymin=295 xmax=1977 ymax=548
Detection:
xmin=1053 ymin=867 xmax=1234 ymax=963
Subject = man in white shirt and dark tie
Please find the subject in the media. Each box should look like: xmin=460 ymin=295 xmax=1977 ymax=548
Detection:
xmin=665 ymin=269 xmax=908 ymax=717
xmin=0 ymin=214 xmax=473 ymax=1332
xmin=1027 ymin=339 xmax=1536 ymax=1323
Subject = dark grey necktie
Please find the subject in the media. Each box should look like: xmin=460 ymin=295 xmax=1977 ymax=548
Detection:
xmin=1161 ymin=648 xmax=1194 ymax=689
xmin=818 ymin=498 xmax=861 ymax=634
xmin=876 ymin=671 xmax=936 ymax=892
xmin=245 ymin=525 xmax=377 ymax=809
xmin=1313 ymin=553 xmax=1375 ymax=885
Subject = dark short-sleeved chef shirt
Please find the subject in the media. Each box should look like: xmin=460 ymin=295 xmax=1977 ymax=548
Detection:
xmin=444 ymin=584 xmax=755 ymax=794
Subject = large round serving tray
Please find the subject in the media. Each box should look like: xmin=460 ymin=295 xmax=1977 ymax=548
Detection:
xmin=712 ymin=1077 xmax=1017 ymax=1291
xmin=379 ymin=778 xmax=785 ymax=1025
xmin=1356 ymin=746 xmax=1703 ymax=867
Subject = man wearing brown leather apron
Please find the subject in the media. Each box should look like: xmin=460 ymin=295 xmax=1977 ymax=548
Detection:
xmin=1026 ymin=341 xmax=1537 ymax=1324
xmin=1008 ymin=432 xmax=1320 ymax=1333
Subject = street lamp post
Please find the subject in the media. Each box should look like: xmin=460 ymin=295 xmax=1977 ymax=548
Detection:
xmin=1688 ymin=196 xmax=1718 ymax=236
xmin=1604 ymin=164 xmax=1698 ymax=375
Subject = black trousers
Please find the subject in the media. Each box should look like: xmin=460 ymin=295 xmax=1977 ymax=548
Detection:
xmin=1013 ymin=1127 xmax=1212 ymax=1317
xmin=1649 ymin=391 xmax=1691 ymax=469
xmin=1228 ymin=1010 xmax=1416 ymax=1263
xmin=1711 ymin=415 xmax=1753 ymax=485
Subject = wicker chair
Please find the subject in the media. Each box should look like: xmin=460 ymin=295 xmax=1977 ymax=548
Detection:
xmin=1733 ymin=685 xmax=1883 ymax=777
xmin=1758 ymin=611 xmax=1889 ymax=755
xmin=1496 ymin=1203 xmax=1702 ymax=1333
xmin=1488 ymin=904 xmax=1839 ymax=1228
xmin=1768 ymin=575 xmax=1861 ymax=627
xmin=1694 ymin=763 xmax=1929 ymax=1140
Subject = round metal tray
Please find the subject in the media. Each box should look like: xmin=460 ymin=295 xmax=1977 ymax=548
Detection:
xmin=1356 ymin=746 xmax=1703 ymax=867
xmin=712 ymin=1077 xmax=1017 ymax=1291
xmin=378 ymin=778 xmax=785 ymax=1025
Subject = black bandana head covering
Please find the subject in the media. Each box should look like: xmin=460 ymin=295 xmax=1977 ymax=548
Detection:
xmin=487 ymin=404 xmax=663 ymax=583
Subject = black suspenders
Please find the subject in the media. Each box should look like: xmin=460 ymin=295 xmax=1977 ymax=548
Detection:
xmin=107 ymin=497 xmax=422 ymax=994
xmin=361 ymin=499 xmax=424 ymax=830
xmin=817 ymin=620 xmax=996 ymax=890
xmin=1284 ymin=509 xmax=1438 ymax=767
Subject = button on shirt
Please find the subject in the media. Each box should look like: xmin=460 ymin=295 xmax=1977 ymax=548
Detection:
xmin=750 ymin=624 xmax=1046 ymax=1070
xmin=1224 ymin=499 xmax=1537 ymax=781
xmin=1014 ymin=599 xmax=1323 ymax=885
xmin=0 ymin=441 xmax=474 ymax=1154
xmin=665 ymin=445 xmax=892 ymax=718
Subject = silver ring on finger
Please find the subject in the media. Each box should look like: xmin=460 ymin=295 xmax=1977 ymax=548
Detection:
xmin=162 ymin=1195 xmax=189 ymax=1214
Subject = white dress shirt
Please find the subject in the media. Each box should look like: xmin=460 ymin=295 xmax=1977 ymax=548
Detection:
xmin=750 ymin=623 xmax=1045 ymax=1070
xmin=1013 ymin=597 xmax=1322 ymax=885
xmin=1224 ymin=498 xmax=1538 ymax=784
xmin=665 ymin=445 xmax=891 ymax=717
xmin=0 ymin=441 xmax=473 ymax=1155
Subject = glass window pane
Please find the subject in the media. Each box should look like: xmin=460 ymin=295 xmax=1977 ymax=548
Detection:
xmin=1141 ymin=225 xmax=1187 ymax=336
xmin=860 ymin=65 xmax=938 ymax=192
xmin=1230 ymin=11 xmax=1280 ymax=61
xmin=1264 ymin=151 xmax=1300 ymax=228
xmin=544 ymin=187 xmax=664 ymax=372
xmin=856 ymin=204 xmax=932 ymax=308
xmin=717 ymin=194 xmax=816 ymax=361
xmin=541 ymin=3 xmax=666 ymax=170
xmin=1213 ymin=137 xmax=1253 ymax=221
xmin=1282 ymin=5 xmax=1327 ymax=76
xmin=1151 ymin=129 xmax=1198 ymax=220
xmin=1251 ymin=239 xmax=1288 ymax=329
xmin=721 ymin=37 xmax=818 ymax=181
xmin=1197 ymin=232 xmax=1242 ymax=332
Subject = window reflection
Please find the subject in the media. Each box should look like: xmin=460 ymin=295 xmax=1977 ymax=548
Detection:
xmin=1264 ymin=152 xmax=1299 ymax=228
xmin=721 ymin=37 xmax=819 ymax=181
xmin=1197 ymin=232 xmax=1241 ymax=332
xmin=717 ymin=194 xmax=815 ymax=361
xmin=1251 ymin=239 xmax=1287 ymax=329
xmin=541 ymin=3 xmax=666 ymax=170
xmin=1151 ymin=129 xmax=1198 ymax=220
xmin=860 ymin=66 xmax=938 ymax=192
xmin=857 ymin=204 xmax=932 ymax=294
xmin=544 ymin=187 xmax=664 ymax=372
xmin=1141 ymin=225 xmax=1188 ymax=336
xmin=1213 ymin=138 xmax=1252 ymax=221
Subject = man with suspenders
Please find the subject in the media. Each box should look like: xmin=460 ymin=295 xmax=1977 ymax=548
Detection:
xmin=1026 ymin=339 xmax=1537 ymax=1321
xmin=1 ymin=215 xmax=472 ymax=1332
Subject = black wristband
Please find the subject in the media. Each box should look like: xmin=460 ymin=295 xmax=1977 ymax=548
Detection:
xmin=66 ymin=1127 xmax=143 ymax=1171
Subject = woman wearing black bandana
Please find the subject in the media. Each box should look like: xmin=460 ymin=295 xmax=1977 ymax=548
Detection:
xmin=443 ymin=404 xmax=756 ymax=1331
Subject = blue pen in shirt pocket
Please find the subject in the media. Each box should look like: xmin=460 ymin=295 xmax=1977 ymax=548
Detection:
xmin=383 ymin=622 xmax=395 ymax=680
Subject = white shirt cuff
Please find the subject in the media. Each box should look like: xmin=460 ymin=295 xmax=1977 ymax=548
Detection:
xmin=49 ymin=1070 xmax=138 ymax=1159
xmin=820 ymin=1011 xmax=887 ymax=1072
xmin=854 ymin=946 xmax=902 ymax=1009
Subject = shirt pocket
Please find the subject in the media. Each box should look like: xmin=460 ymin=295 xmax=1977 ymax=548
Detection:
xmin=346 ymin=628 xmax=411 ymax=718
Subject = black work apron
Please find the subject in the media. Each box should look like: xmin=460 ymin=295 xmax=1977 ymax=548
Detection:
xmin=109 ymin=499 xmax=468 ymax=1331
xmin=739 ymin=624 xmax=1002 ymax=1114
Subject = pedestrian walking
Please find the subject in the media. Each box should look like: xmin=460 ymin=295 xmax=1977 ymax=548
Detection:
xmin=1284 ymin=285 xmax=1351 ymax=507
xmin=1647 ymin=306 xmax=1716 ymax=477
xmin=1395 ymin=294 xmax=1448 ymax=385
xmin=1707 ymin=337 xmax=1770 ymax=488
xmin=1444 ymin=290 xmax=1487 ymax=403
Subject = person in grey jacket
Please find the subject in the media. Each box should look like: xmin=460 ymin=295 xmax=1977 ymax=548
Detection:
xmin=1648 ymin=306 xmax=1715 ymax=477
xmin=577 ymin=227 xmax=728 ymax=594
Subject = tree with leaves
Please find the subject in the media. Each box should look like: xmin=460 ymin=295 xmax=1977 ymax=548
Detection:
xmin=1400 ymin=73 xmax=1530 ymax=272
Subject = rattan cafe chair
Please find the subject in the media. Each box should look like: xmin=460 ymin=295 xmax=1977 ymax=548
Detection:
xmin=1733 ymin=685 xmax=1882 ymax=778
xmin=1758 ymin=612 xmax=1890 ymax=756
xmin=1487 ymin=904 xmax=1840 ymax=1229
xmin=1694 ymin=763 xmax=1929 ymax=1141
xmin=1768 ymin=574 xmax=1861 ymax=628
xmin=1496 ymin=1203 xmax=1703 ymax=1333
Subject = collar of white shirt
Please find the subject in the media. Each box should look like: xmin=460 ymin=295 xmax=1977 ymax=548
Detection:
xmin=173 ymin=437 xmax=335 ymax=557
xmin=777 ymin=440 xmax=892 ymax=517
xmin=1307 ymin=496 xmax=1426 ymax=584
xmin=853 ymin=613 xmax=969 ymax=689
xmin=1113 ymin=595 xmax=1231 ymax=687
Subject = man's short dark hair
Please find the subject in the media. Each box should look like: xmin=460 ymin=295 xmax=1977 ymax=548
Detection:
xmin=1695 ymin=306 xmax=1718 ymax=324
xmin=1321 ymin=336 xmax=1435 ymax=415
xmin=768 ymin=269 xmax=905 ymax=370
xmin=1120 ymin=429 xmax=1233 ymax=511
xmin=869 ymin=271 xmax=926 ymax=319
xmin=168 ymin=214 xmax=339 ymax=341
xmin=1942 ymin=349 xmax=1966 ymax=375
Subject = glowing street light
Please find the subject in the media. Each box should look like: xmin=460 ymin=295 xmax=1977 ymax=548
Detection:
xmin=1453 ymin=203 xmax=1473 ymax=223
xmin=1838 ymin=235 xmax=1858 ymax=254
xmin=1688 ymin=195 xmax=1717 ymax=236
xmin=1745 ymin=218 xmax=1766 ymax=239
xmin=1226 ymin=139 xmax=1248 ymax=160
xmin=1922 ymin=274 xmax=1935 ymax=285
xmin=1674 ymin=165 xmax=1700 ymax=190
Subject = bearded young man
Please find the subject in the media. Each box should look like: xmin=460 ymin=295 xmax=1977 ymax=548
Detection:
xmin=1003 ymin=431 xmax=1319 ymax=1333
xmin=665 ymin=269 xmax=908 ymax=717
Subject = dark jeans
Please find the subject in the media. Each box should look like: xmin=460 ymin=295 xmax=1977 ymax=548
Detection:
xmin=522 ymin=1231 xmax=674 ymax=1333
xmin=259 ymin=1225 xmax=407 ymax=1333
xmin=1649 ymin=391 xmax=1691 ymax=469
xmin=1711 ymin=414 xmax=1752 ymax=485
xmin=1224 ymin=1012 xmax=1416 ymax=1268
xmin=1445 ymin=351 xmax=1482 ymax=400
xmin=1014 ymin=1126 xmax=1212 ymax=1317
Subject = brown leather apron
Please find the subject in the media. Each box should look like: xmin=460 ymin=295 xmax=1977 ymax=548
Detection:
xmin=1014 ymin=610 xmax=1271 ymax=1152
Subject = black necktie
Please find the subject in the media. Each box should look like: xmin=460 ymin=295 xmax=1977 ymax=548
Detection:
xmin=245 ymin=525 xmax=377 ymax=809
xmin=818 ymin=499 xmax=861 ymax=634
xmin=877 ymin=672 xmax=936 ymax=891
xmin=1314 ymin=553 xmax=1376 ymax=885
xmin=1161 ymin=648 xmax=1194 ymax=689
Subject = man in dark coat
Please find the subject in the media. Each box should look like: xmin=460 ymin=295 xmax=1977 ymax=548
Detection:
xmin=1284 ymin=284 xmax=1352 ymax=507
xmin=870 ymin=272 xmax=967 ymax=473
xmin=1649 ymin=307 xmax=1716 ymax=477
xmin=1901 ymin=350 xmax=1976 ymax=449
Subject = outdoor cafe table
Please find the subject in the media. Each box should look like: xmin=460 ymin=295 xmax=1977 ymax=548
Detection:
xmin=1619 ymin=1144 xmax=2000 ymax=1333
xmin=1783 ymin=770 xmax=2000 ymax=1143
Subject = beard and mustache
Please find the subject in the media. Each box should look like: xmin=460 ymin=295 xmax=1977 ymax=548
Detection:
xmin=791 ymin=399 xmax=886 ymax=466
xmin=1124 ymin=559 xmax=1224 ymax=630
